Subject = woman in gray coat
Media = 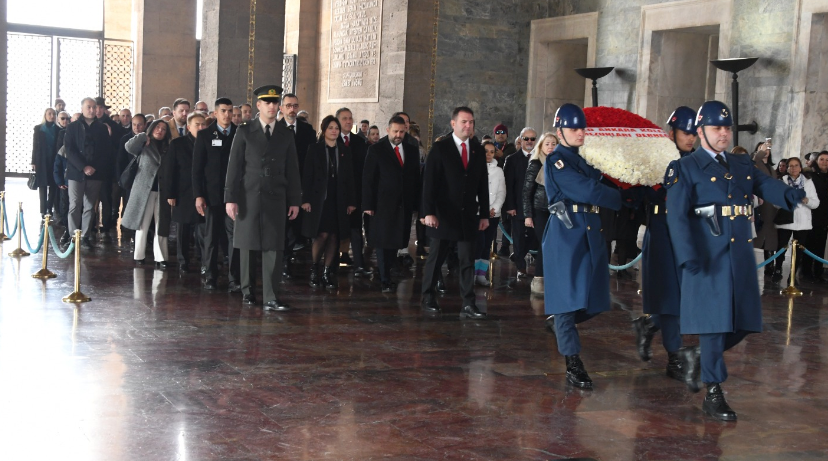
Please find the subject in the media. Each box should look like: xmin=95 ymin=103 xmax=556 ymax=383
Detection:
xmin=122 ymin=119 xmax=172 ymax=268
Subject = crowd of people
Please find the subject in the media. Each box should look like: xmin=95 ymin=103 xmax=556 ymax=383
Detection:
xmin=28 ymin=90 xmax=825 ymax=422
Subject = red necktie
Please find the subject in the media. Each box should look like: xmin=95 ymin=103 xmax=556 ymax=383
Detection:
xmin=394 ymin=145 xmax=403 ymax=166
xmin=345 ymin=135 xmax=350 ymax=147
xmin=461 ymin=142 xmax=468 ymax=169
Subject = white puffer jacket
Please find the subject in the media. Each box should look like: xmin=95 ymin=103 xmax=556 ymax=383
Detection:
xmin=486 ymin=160 xmax=506 ymax=218
xmin=776 ymin=174 xmax=820 ymax=231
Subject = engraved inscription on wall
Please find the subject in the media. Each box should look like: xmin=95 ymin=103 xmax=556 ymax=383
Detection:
xmin=327 ymin=0 xmax=382 ymax=103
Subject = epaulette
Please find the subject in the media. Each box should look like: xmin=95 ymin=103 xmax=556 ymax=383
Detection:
xmin=663 ymin=160 xmax=680 ymax=190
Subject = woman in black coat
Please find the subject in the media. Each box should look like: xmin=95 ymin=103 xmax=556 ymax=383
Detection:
xmin=31 ymin=108 xmax=60 ymax=217
xmin=301 ymin=115 xmax=356 ymax=288
xmin=160 ymin=112 xmax=206 ymax=272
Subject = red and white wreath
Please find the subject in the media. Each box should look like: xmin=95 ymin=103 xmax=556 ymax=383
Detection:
xmin=579 ymin=107 xmax=679 ymax=187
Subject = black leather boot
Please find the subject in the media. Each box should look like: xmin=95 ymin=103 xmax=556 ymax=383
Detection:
xmin=309 ymin=263 xmax=321 ymax=288
xmin=565 ymin=354 xmax=593 ymax=389
xmin=678 ymin=345 xmax=702 ymax=392
xmin=632 ymin=315 xmax=658 ymax=362
xmin=703 ymin=383 xmax=737 ymax=421
xmin=666 ymin=351 xmax=683 ymax=381
xmin=323 ymin=266 xmax=338 ymax=289
xmin=545 ymin=315 xmax=556 ymax=336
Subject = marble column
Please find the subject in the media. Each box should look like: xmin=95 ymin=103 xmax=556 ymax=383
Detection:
xmin=1 ymin=0 xmax=7 ymax=187
xmin=133 ymin=0 xmax=198 ymax=114
xmin=200 ymin=0 xmax=285 ymax=107
xmin=285 ymin=0 xmax=321 ymax=125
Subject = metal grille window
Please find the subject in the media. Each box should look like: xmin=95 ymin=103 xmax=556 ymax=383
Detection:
xmin=58 ymin=38 xmax=101 ymax=114
xmin=5 ymin=32 xmax=134 ymax=174
xmin=283 ymin=54 xmax=297 ymax=95
xmin=104 ymin=41 xmax=134 ymax=112
xmin=6 ymin=33 xmax=53 ymax=174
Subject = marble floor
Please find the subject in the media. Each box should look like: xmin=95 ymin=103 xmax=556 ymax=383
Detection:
xmin=1 ymin=178 xmax=827 ymax=460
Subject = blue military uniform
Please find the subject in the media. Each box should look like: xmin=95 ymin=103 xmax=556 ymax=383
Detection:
xmin=541 ymin=103 xmax=631 ymax=389
xmin=636 ymin=106 xmax=698 ymax=364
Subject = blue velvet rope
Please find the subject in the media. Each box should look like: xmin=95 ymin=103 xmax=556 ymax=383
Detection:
xmin=19 ymin=211 xmax=45 ymax=254
xmin=801 ymin=247 xmax=828 ymax=267
xmin=47 ymin=226 xmax=75 ymax=259
xmin=755 ymin=247 xmax=787 ymax=269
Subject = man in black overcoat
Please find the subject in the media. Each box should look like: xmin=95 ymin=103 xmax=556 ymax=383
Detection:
xmin=193 ymin=97 xmax=239 ymax=291
xmin=420 ymin=106 xmax=489 ymax=319
xmin=337 ymin=107 xmax=372 ymax=275
xmin=503 ymin=127 xmax=537 ymax=277
xmin=363 ymin=116 xmax=421 ymax=292
xmin=225 ymin=85 xmax=302 ymax=311
xmin=279 ymin=93 xmax=316 ymax=278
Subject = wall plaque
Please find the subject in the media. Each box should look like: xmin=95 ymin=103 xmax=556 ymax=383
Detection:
xmin=327 ymin=0 xmax=382 ymax=102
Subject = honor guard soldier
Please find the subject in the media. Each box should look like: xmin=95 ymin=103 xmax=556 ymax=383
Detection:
xmin=224 ymin=85 xmax=302 ymax=311
xmin=542 ymin=103 xmax=642 ymax=389
xmin=666 ymin=100 xmax=805 ymax=420
xmin=633 ymin=106 xmax=698 ymax=379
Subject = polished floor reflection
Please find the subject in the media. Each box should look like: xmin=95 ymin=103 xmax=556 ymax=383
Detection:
xmin=1 ymin=183 xmax=828 ymax=460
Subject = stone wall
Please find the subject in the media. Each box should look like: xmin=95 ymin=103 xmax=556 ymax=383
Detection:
xmin=429 ymin=0 xmax=827 ymax=158
xmin=431 ymin=0 xmax=549 ymax=142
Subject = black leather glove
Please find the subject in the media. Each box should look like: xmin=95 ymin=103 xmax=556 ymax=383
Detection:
xmin=619 ymin=186 xmax=645 ymax=208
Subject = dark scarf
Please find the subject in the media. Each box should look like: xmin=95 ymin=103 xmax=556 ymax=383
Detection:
xmin=40 ymin=122 xmax=58 ymax=154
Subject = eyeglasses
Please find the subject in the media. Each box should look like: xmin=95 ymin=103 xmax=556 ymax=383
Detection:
xmin=59 ymin=117 xmax=68 ymax=121
xmin=523 ymin=137 xmax=536 ymax=142
xmin=494 ymin=130 xmax=506 ymax=135
xmin=283 ymin=104 xmax=299 ymax=109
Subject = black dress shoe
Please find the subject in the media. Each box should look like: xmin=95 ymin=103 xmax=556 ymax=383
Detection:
xmin=263 ymin=299 xmax=290 ymax=312
xmin=179 ymin=263 xmax=190 ymax=273
xmin=565 ymin=354 xmax=593 ymax=389
xmin=666 ymin=351 xmax=684 ymax=381
xmin=771 ymin=268 xmax=783 ymax=282
xmin=421 ymin=296 xmax=441 ymax=313
xmin=322 ymin=266 xmax=338 ymax=289
xmin=632 ymin=315 xmax=658 ymax=362
xmin=354 ymin=266 xmax=373 ymax=277
xmin=678 ymin=345 xmax=702 ymax=393
xmin=243 ymin=294 xmax=257 ymax=305
xmin=545 ymin=315 xmax=556 ymax=336
xmin=436 ymin=279 xmax=447 ymax=294
xmin=339 ymin=253 xmax=354 ymax=267
xmin=60 ymin=231 xmax=70 ymax=246
xmin=703 ymin=383 xmax=737 ymax=421
xmin=309 ymin=263 xmax=321 ymax=288
xmin=81 ymin=237 xmax=95 ymax=250
xmin=459 ymin=304 xmax=487 ymax=320
xmin=155 ymin=261 xmax=168 ymax=270
xmin=202 ymin=279 xmax=216 ymax=290
xmin=227 ymin=281 xmax=242 ymax=293
xmin=134 ymin=259 xmax=145 ymax=266
xmin=381 ymin=282 xmax=394 ymax=293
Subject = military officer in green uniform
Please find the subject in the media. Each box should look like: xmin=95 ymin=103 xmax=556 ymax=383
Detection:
xmin=225 ymin=85 xmax=302 ymax=311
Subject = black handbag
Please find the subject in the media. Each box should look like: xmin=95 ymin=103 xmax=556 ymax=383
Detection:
xmin=27 ymin=172 xmax=37 ymax=190
xmin=119 ymin=155 xmax=139 ymax=189
xmin=773 ymin=208 xmax=794 ymax=226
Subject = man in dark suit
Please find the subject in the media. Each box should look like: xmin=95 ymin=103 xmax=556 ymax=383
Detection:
xmin=503 ymin=127 xmax=537 ymax=278
xmin=193 ymin=97 xmax=239 ymax=291
xmin=421 ymin=106 xmax=490 ymax=319
xmin=363 ymin=116 xmax=421 ymax=291
xmin=279 ymin=93 xmax=316 ymax=278
xmin=337 ymin=107 xmax=372 ymax=276
xmin=225 ymin=85 xmax=302 ymax=311
xmin=392 ymin=111 xmax=425 ymax=264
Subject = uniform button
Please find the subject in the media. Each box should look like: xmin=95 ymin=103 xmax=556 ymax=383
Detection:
xmin=711 ymin=177 xmax=717 ymax=182
xmin=748 ymin=238 xmax=753 ymax=243
xmin=747 ymin=176 xmax=751 ymax=180
xmin=744 ymin=195 xmax=748 ymax=199
xmin=730 ymin=216 xmax=735 ymax=221
xmin=600 ymin=228 xmax=603 ymax=232
xmin=728 ymin=194 xmax=732 ymax=199
xmin=731 ymin=238 xmax=735 ymax=242
xmin=587 ymin=226 xmax=591 ymax=230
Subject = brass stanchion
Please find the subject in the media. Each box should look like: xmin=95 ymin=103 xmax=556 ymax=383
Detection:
xmin=488 ymin=240 xmax=495 ymax=286
xmin=62 ymin=230 xmax=91 ymax=303
xmin=32 ymin=215 xmax=56 ymax=279
xmin=8 ymin=202 xmax=30 ymax=257
xmin=781 ymin=239 xmax=803 ymax=296
xmin=0 ymin=191 xmax=8 ymax=241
